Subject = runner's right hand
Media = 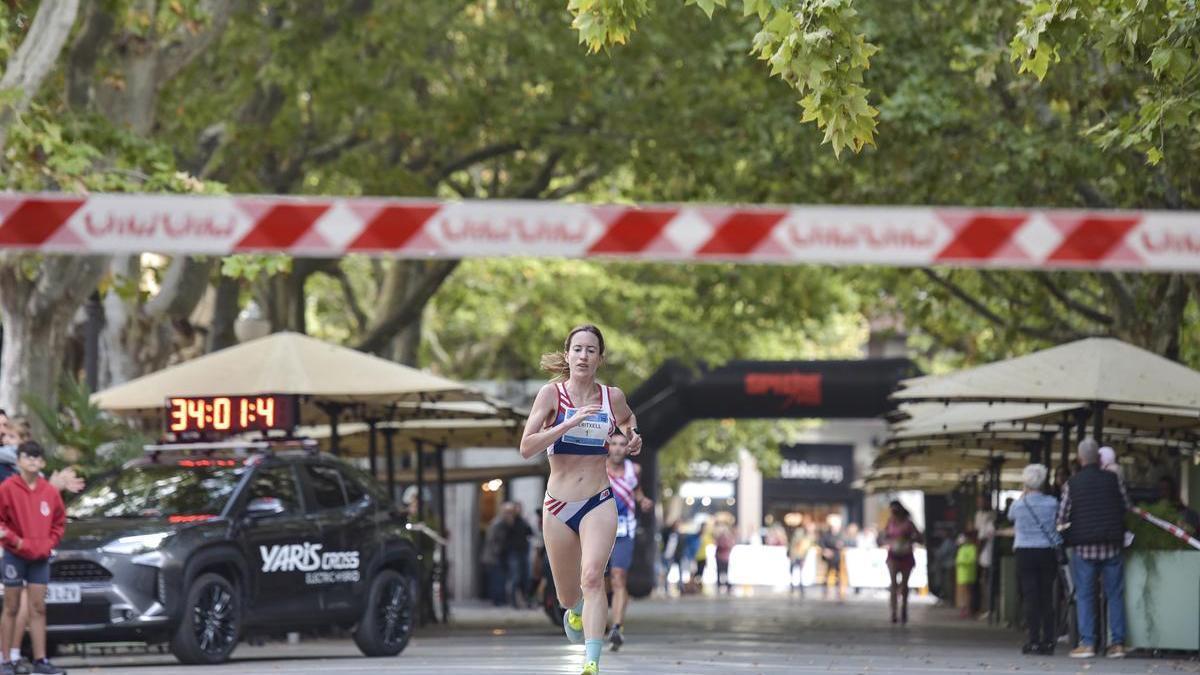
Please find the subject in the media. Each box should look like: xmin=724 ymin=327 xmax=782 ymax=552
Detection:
xmin=570 ymin=404 xmax=603 ymax=424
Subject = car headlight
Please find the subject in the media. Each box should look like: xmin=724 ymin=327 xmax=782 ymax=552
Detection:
xmin=101 ymin=532 xmax=173 ymax=555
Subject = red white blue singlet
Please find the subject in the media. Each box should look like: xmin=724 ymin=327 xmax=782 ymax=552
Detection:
xmin=547 ymin=382 xmax=614 ymax=456
xmin=608 ymin=458 xmax=639 ymax=538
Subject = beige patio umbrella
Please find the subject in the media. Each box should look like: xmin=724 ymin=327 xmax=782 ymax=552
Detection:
xmin=893 ymin=337 xmax=1200 ymax=410
xmin=92 ymin=331 xmax=483 ymax=417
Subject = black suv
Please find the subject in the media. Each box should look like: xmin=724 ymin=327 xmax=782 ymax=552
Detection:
xmin=48 ymin=449 xmax=420 ymax=664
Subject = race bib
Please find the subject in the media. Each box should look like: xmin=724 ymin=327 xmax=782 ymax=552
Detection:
xmin=561 ymin=408 xmax=609 ymax=447
xmin=616 ymin=512 xmax=635 ymax=538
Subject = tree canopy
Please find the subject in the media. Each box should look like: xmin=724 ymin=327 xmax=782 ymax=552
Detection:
xmin=0 ymin=0 xmax=1197 ymax=477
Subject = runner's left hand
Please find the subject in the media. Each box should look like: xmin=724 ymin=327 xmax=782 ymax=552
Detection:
xmin=626 ymin=432 xmax=643 ymax=456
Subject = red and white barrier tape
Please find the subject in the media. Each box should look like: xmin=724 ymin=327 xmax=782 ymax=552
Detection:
xmin=1 ymin=192 xmax=1200 ymax=269
xmin=1130 ymin=507 xmax=1200 ymax=551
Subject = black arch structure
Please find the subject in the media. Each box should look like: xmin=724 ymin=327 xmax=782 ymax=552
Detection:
xmin=625 ymin=357 xmax=918 ymax=597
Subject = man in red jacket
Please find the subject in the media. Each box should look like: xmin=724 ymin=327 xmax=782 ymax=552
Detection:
xmin=0 ymin=442 xmax=65 ymax=675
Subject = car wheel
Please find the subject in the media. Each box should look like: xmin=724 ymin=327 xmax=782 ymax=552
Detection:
xmin=353 ymin=569 xmax=415 ymax=657
xmin=170 ymin=572 xmax=241 ymax=664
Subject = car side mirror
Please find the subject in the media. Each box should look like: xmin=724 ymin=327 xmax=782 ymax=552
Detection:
xmin=246 ymin=496 xmax=285 ymax=518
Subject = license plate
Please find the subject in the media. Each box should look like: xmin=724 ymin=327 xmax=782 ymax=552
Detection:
xmin=46 ymin=584 xmax=80 ymax=604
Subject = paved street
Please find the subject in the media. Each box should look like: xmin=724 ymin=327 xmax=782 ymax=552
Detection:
xmin=55 ymin=592 xmax=1199 ymax=674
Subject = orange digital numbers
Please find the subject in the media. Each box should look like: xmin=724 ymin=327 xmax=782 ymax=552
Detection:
xmin=257 ymin=396 xmax=275 ymax=427
xmin=187 ymin=398 xmax=206 ymax=429
xmin=169 ymin=398 xmax=188 ymax=432
xmin=212 ymin=397 xmax=232 ymax=430
xmin=166 ymin=395 xmax=293 ymax=434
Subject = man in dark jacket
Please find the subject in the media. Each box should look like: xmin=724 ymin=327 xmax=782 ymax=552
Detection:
xmin=1057 ymin=437 xmax=1129 ymax=660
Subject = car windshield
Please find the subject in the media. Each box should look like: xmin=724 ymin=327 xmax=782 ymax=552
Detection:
xmin=68 ymin=463 xmax=246 ymax=519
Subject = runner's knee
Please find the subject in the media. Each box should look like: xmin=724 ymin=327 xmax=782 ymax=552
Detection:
xmin=580 ymin=566 xmax=605 ymax=593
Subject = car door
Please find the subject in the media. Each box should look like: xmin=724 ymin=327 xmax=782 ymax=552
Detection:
xmin=237 ymin=462 xmax=323 ymax=624
xmin=297 ymin=461 xmax=363 ymax=616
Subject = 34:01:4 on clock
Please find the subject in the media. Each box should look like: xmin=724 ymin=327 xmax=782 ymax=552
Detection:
xmin=166 ymin=395 xmax=292 ymax=433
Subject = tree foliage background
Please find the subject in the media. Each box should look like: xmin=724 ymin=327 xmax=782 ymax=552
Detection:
xmin=0 ymin=0 xmax=1197 ymax=478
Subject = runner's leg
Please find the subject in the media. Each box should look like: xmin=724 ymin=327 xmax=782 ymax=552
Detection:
xmin=898 ymin=566 xmax=912 ymax=623
xmin=610 ymin=567 xmax=629 ymax=626
xmin=543 ymin=507 xmax=583 ymax=611
xmin=577 ymin=499 xmax=617 ymax=639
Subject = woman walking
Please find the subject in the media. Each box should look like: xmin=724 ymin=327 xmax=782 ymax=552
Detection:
xmin=520 ymin=325 xmax=641 ymax=675
xmin=1007 ymin=463 xmax=1061 ymax=655
xmin=879 ymin=501 xmax=922 ymax=624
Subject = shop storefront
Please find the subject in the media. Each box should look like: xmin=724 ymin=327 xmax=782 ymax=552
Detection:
xmin=762 ymin=443 xmax=861 ymax=530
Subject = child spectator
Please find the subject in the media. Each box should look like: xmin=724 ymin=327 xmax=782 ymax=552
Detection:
xmin=955 ymin=530 xmax=979 ymax=619
xmin=0 ymin=442 xmax=66 ymax=675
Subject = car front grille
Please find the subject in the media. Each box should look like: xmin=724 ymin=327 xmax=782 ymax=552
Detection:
xmin=50 ymin=560 xmax=113 ymax=582
xmin=48 ymin=602 xmax=109 ymax=626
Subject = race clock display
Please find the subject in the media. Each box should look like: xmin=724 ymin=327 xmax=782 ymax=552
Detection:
xmin=166 ymin=395 xmax=297 ymax=434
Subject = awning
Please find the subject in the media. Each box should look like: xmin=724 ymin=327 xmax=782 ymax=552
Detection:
xmin=92 ymin=331 xmax=482 ymax=417
xmin=893 ymin=338 xmax=1200 ymax=409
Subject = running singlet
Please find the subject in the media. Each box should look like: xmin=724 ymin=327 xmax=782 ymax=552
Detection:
xmin=608 ymin=459 xmax=638 ymax=538
xmin=547 ymin=383 xmax=614 ymax=456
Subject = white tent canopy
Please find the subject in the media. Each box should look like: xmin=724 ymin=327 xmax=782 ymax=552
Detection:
xmin=893 ymin=337 xmax=1200 ymax=409
xmin=91 ymin=331 xmax=481 ymax=414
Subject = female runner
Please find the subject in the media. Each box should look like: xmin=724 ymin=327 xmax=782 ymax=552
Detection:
xmin=520 ymin=325 xmax=641 ymax=675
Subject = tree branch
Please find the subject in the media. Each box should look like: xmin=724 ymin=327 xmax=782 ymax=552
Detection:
xmin=1032 ymin=272 xmax=1113 ymax=325
xmin=433 ymin=142 xmax=524 ymax=184
xmin=144 ymin=256 xmax=215 ymax=319
xmin=331 ymin=265 xmax=368 ymax=333
xmin=354 ymin=260 xmax=460 ymax=355
xmin=544 ymin=166 xmax=604 ymax=200
xmin=1096 ymin=272 xmax=1136 ymax=325
xmin=0 ymin=0 xmax=81 ymax=152
xmin=921 ymin=268 xmax=1084 ymax=343
xmin=515 ymin=150 xmax=564 ymax=198
xmin=156 ymin=0 xmax=236 ymax=84
xmin=64 ymin=1 xmax=114 ymax=110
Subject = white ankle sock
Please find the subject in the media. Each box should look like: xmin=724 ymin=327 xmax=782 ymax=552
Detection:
xmin=8 ymin=648 xmax=18 ymax=662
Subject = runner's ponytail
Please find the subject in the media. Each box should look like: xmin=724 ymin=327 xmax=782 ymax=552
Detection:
xmin=540 ymin=351 xmax=570 ymax=382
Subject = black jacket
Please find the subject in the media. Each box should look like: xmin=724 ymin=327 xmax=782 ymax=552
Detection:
xmin=1062 ymin=465 xmax=1125 ymax=547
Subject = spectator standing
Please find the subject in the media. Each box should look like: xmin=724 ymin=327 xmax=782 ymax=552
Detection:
xmin=788 ymin=527 xmax=810 ymax=596
xmin=482 ymin=504 xmax=514 ymax=606
xmin=973 ymin=495 xmax=997 ymax=618
xmin=955 ymin=531 xmax=978 ymax=618
xmin=818 ymin=518 xmax=844 ymax=601
xmin=660 ymin=521 xmax=683 ymax=596
xmin=932 ymin=528 xmax=958 ymax=605
xmin=1008 ymin=464 xmax=1061 ymax=656
xmin=1057 ymin=437 xmax=1129 ymax=659
xmin=693 ymin=522 xmax=712 ymax=589
xmin=714 ymin=525 xmax=735 ymax=594
xmin=0 ymin=442 xmax=66 ymax=675
xmin=506 ymin=502 xmax=534 ymax=608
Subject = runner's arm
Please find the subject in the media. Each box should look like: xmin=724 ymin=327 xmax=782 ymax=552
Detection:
xmin=518 ymin=384 xmax=598 ymax=459
xmin=608 ymin=387 xmax=642 ymax=455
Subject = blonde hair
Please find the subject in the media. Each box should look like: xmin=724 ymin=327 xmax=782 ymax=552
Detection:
xmin=8 ymin=416 xmax=32 ymax=442
xmin=540 ymin=324 xmax=605 ymax=382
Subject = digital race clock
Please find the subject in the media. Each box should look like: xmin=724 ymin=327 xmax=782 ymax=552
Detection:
xmin=166 ymin=395 xmax=298 ymax=434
